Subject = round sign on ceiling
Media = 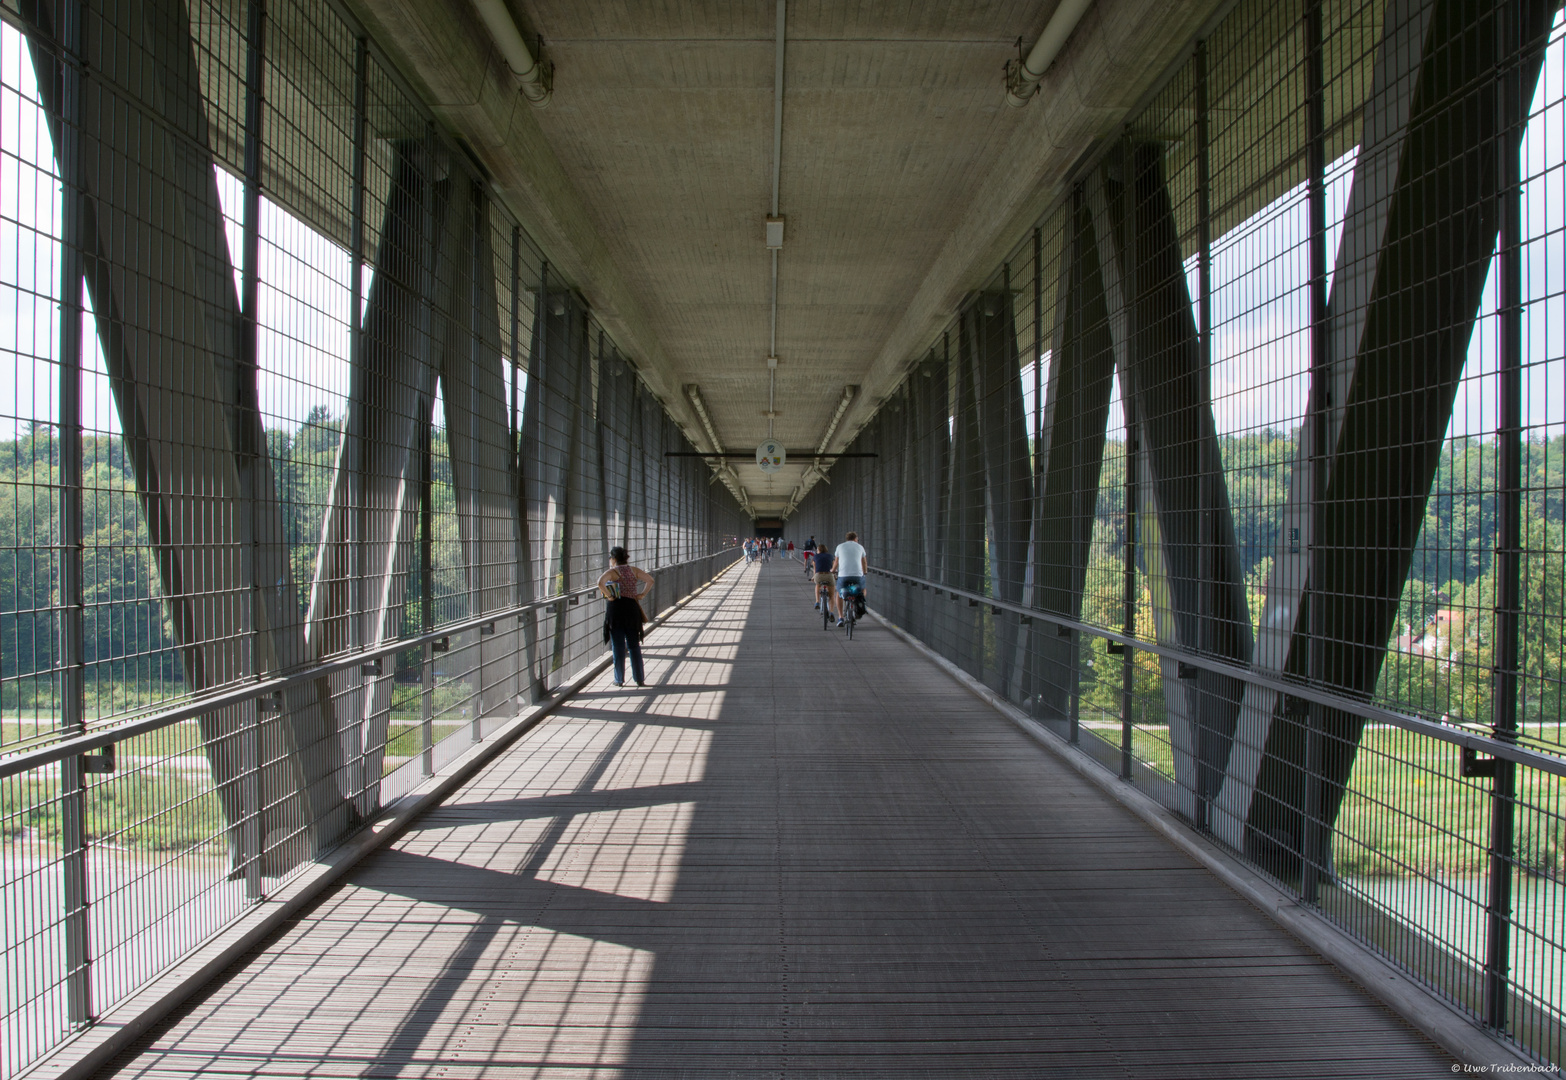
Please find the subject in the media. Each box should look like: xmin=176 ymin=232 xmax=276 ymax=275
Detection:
xmin=756 ymin=439 xmax=785 ymax=473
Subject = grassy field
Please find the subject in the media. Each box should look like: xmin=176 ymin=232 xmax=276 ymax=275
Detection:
xmin=382 ymin=720 xmax=466 ymax=765
xmin=1097 ymin=722 xmax=1566 ymax=879
xmin=3 ymin=713 xmax=477 ymax=850
xmin=3 ymin=766 xmax=227 ymax=852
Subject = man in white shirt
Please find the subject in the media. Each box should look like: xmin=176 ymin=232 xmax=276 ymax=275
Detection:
xmin=830 ymin=531 xmax=868 ymax=626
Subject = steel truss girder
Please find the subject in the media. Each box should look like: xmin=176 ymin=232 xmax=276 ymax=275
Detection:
xmin=957 ymin=288 xmax=1034 ymax=693
xmin=911 ymin=357 xmax=948 ymax=637
xmin=943 ymin=331 xmax=986 ymax=675
xmin=1213 ymin=0 xmax=1559 ymax=863
xmin=878 ymin=390 xmax=906 ymax=578
xmin=309 ymin=143 xmax=521 ymax=813
xmin=1023 ymin=192 xmax=1119 ymax=720
xmin=559 ymin=326 xmax=604 ymax=674
xmin=1090 ymin=141 xmax=1254 ymax=821
xmin=599 ymin=347 xmax=634 ymax=553
xmin=522 ymin=286 xmax=593 ymax=683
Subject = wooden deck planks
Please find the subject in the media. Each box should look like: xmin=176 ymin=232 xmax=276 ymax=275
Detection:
xmin=102 ymin=561 xmax=1456 ymax=1078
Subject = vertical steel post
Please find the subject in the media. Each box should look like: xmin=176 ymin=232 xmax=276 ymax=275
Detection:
xmin=533 ymin=260 xmax=549 ymax=699
xmin=1110 ymin=139 xmax=1136 ymax=777
xmin=510 ymin=229 xmax=521 ymax=530
xmin=345 ymin=35 xmax=369 ymax=809
xmin=418 ymin=125 xmax=437 ymax=774
xmin=1001 ymin=258 xmax=1013 ymax=627
xmin=237 ymin=0 xmax=268 ymax=900
xmin=1485 ymin=0 xmax=1524 ymax=1031
xmin=55 ymin=0 xmax=91 ymax=1026
xmin=1121 ymin=396 xmax=1137 ymax=782
xmin=1070 ymin=194 xmax=1088 ymax=743
xmin=1302 ymin=0 xmax=1328 ymax=904
xmin=1194 ymin=39 xmax=1214 ymax=830
xmin=468 ymin=184 xmax=483 ymax=745
xmin=1032 ymin=229 xmax=1043 ymax=502
xmin=509 ymin=224 xmax=523 ymax=710
xmin=420 ymin=411 xmax=434 ymax=777
xmin=595 ymin=328 xmax=609 ymax=564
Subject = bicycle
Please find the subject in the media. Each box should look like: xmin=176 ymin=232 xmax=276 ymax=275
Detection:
xmin=839 ymin=579 xmax=864 ymax=640
xmin=819 ymin=581 xmax=834 ymax=630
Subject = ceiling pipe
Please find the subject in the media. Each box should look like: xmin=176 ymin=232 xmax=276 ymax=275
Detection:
xmin=770 ymin=0 xmax=785 ymax=219
xmin=780 ymin=382 xmax=853 ymax=519
xmin=767 ymin=0 xmax=785 ymax=427
xmin=472 ymin=0 xmax=551 ymax=107
xmin=784 ymin=384 xmax=856 ymax=517
xmin=685 ymin=384 xmax=750 ymax=513
xmin=814 ymin=385 xmax=858 ymax=458
xmin=1006 ymin=0 xmax=1093 ymax=107
xmin=685 ymin=384 xmax=725 ymax=456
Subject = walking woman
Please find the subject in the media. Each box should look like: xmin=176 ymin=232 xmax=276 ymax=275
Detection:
xmin=598 ymin=546 xmax=655 ymax=686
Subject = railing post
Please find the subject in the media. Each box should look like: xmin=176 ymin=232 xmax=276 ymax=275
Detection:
xmin=1302 ymin=0 xmax=1328 ymax=905
xmin=238 ymin=0 xmax=268 ymax=901
xmin=1485 ymin=0 xmax=1524 ymax=1031
xmin=55 ymin=0 xmax=92 ymax=1027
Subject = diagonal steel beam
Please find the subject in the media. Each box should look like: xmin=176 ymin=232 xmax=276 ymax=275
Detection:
xmin=1023 ymin=190 xmax=1120 ymax=721
xmin=1213 ymin=0 xmax=1560 ymax=865
xmin=27 ymin=0 xmax=350 ymax=873
xmin=961 ymin=285 xmax=1034 ymax=695
xmin=1090 ymin=140 xmax=1254 ymax=823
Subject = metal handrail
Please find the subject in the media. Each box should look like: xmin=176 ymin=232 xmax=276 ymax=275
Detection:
xmin=0 ymin=547 xmax=741 ymax=780
xmin=866 ymin=566 xmax=1566 ymax=780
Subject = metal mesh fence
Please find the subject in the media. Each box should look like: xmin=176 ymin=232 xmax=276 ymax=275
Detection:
xmin=793 ymin=0 xmax=1566 ymax=1064
xmin=0 ymin=0 xmax=744 ymax=1072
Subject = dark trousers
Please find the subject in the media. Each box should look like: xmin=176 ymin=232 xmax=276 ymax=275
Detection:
xmin=610 ymin=626 xmax=645 ymax=685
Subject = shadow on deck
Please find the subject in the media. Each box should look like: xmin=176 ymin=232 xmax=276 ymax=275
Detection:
xmin=103 ymin=560 xmax=1454 ymax=1079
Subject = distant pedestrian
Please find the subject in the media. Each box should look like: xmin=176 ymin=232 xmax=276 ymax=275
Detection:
xmin=598 ymin=546 xmax=654 ymax=687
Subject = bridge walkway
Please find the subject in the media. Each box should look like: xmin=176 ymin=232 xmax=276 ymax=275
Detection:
xmin=102 ymin=559 xmax=1454 ymax=1078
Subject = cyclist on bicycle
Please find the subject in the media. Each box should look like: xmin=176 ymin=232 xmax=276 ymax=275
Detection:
xmin=831 ymin=531 xmax=868 ymax=627
xmin=812 ymin=547 xmax=836 ymax=613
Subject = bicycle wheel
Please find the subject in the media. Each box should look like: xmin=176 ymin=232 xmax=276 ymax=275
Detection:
xmin=845 ymin=609 xmax=854 ymax=639
xmin=823 ymin=594 xmax=830 ymax=630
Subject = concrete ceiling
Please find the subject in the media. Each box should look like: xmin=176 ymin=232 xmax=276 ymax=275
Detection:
xmin=347 ymin=0 xmax=1227 ymax=517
